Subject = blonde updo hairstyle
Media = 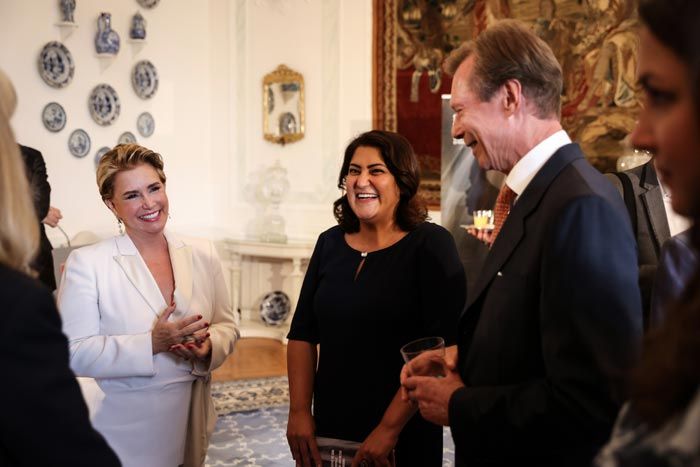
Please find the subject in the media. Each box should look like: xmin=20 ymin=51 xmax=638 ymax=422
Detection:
xmin=96 ymin=143 xmax=166 ymax=202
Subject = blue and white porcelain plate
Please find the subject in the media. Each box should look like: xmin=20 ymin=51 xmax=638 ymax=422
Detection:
xmin=89 ymin=84 xmax=121 ymax=126
xmin=68 ymin=129 xmax=91 ymax=158
xmin=259 ymin=291 xmax=291 ymax=326
xmin=118 ymin=131 xmax=137 ymax=145
xmin=38 ymin=41 xmax=74 ymax=88
xmin=279 ymin=112 xmax=297 ymax=135
xmin=136 ymin=112 xmax=155 ymax=137
xmin=42 ymin=102 xmax=67 ymax=132
xmin=137 ymin=0 xmax=160 ymax=9
xmin=132 ymin=60 xmax=159 ymax=99
xmin=94 ymin=146 xmax=110 ymax=167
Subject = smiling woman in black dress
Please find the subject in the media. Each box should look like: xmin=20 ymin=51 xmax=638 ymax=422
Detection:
xmin=286 ymin=130 xmax=466 ymax=466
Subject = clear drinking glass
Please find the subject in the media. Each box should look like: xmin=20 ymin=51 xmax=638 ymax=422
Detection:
xmin=400 ymin=336 xmax=446 ymax=377
xmin=472 ymin=209 xmax=494 ymax=230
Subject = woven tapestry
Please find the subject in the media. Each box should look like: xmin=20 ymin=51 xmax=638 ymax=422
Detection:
xmin=374 ymin=0 xmax=640 ymax=208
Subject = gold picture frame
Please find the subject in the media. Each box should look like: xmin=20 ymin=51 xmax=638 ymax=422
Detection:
xmin=263 ymin=64 xmax=306 ymax=145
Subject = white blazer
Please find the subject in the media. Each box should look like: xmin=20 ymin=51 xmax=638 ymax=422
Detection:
xmin=57 ymin=232 xmax=239 ymax=465
xmin=58 ymin=231 xmax=239 ymax=380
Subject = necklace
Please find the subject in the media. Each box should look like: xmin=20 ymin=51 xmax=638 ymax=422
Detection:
xmin=361 ymin=251 xmax=368 ymax=257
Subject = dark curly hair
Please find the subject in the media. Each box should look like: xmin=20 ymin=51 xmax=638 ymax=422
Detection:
xmin=333 ymin=130 xmax=427 ymax=233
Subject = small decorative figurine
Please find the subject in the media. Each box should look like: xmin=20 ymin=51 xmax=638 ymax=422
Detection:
xmin=60 ymin=0 xmax=76 ymax=23
xmin=130 ymin=12 xmax=146 ymax=40
xmin=95 ymin=12 xmax=120 ymax=55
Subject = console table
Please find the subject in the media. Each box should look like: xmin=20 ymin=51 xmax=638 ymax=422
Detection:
xmin=223 ymin=239 xmax=314 ymax=342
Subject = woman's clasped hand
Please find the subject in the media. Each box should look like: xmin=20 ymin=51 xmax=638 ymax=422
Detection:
xmin=150 ymin=303 xmax=211 ymax=359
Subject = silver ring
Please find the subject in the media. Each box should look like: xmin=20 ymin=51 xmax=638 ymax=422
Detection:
xmin=181 ymin=334 xmax=196 ymax=345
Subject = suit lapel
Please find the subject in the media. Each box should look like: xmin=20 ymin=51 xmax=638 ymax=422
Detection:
xmin=113 ymin=235 xmax=166 ymax=317
xmin=464 ymin=144 xmax=583 ymax=314
xmin=639 ymin=163 xmax=671 ymax=249
xmin=166 ymin=231 xmax=194 ymax=313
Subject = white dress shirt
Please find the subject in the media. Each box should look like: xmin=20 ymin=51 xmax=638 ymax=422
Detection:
xmin=505 ymin=130 xmax=572 ymax=199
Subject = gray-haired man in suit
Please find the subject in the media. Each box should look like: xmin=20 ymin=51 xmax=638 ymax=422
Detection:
xmin=402 ymin=19 xmax=642 ymax=467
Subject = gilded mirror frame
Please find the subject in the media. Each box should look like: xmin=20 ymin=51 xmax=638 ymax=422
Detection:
xmin=263 ymin=64 xmax=305 ymax=145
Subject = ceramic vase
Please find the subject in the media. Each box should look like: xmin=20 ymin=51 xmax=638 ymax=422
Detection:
xmin=60 ymin=0 xmax=76 ymax=23
xmin=95 ymin=12 xmax=120 ymax=55
xmin=130 ymin=12 xmax=146 ymax=40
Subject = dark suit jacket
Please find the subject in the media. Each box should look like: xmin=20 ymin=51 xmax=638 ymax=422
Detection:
xmin=19 ymin=145 xmax=57 ymax=290
xmin=650 ymin=229 xmax=698 ymax=327
xmin=0 ymin=264 xmax=120 ymax=466
xmin=449 ymin=144 xmax=642 ymax=467
xmin=606 ymin=161 xmax=669 ymax=326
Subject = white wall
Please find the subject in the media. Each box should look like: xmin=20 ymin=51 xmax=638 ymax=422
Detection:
xmin=227 ymin=0 xmax=373 ymax=242
xmin=0 ymin=0 xmax=373 ymax=244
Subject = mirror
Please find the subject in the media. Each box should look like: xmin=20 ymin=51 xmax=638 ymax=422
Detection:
xmin=263 ymin=64 xmax=305 ymax=145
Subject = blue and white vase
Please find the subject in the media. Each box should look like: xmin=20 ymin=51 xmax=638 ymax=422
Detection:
xmin=60 ymin=0 xmax=76 ymax=23
xmin=95 ymin=12 xmax=120 ymax=55
xmin=130 ymin=12 xmax=146 ymax=40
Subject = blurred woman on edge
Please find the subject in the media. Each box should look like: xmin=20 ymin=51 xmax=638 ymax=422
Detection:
xmin=0 ymin=68 xmax=119 ymax=466
xmin=595 ymin=1 xmax=700 ymax=465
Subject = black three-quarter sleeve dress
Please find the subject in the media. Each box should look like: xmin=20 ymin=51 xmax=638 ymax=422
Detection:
xmin=288 ymin=222 xmax=467 ymax=466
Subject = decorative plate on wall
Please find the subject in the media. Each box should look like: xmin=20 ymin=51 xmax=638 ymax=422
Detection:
xmin=94 ymin=146 xmax=110 ymax=167
xmin=137 ymin=0 xmax=160 ymax=9
xmin=132 ymin=60 xmax=159 ymax=99
xmin=68 ymin=129 xmax=91 ymax=158
xmin=278 ymin=112 xmax=297 ymax=135
xmin=42 ymin=102 xmax=67 ymax=132
xmin=38 ymin=41 xmax=75 ymax=88
xmin=259 ymin=291 xmax=291 ymax=326
xmin=118 ymin=131 xmax=137 ymax=145
xmin=137 ymin=112 xmax=155 ymax=137
xmin=88 ymin=84 xmax=121 ymax=126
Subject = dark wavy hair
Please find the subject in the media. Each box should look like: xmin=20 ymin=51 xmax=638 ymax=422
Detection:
xmin=628 ymin=0 xmax=700 ymax=428
xmin=333 ymin=130 xmax=427 ymax=233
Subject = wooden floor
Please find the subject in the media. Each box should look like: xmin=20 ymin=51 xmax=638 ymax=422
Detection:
xmin=212 ymin=337 xmax=287 ymax=382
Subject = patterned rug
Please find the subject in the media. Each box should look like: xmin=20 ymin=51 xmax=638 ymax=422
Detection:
xmin=206 ymin=376 xmax=455 ymax=466
xmin=206 ymin=376 xmax=292 ymax=466
xmin=211 ymin=376 xmax=290 ymax=414
xmin=206 ymin=405 xmax=292 ymax=466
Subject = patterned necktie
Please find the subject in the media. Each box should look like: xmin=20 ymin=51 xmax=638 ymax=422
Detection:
xmin=491 ymin=184 xmax=517 ymax=243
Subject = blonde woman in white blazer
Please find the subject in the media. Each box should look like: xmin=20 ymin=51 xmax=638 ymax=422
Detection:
xmin=57 ymin=144 xmax=239 ymax=467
